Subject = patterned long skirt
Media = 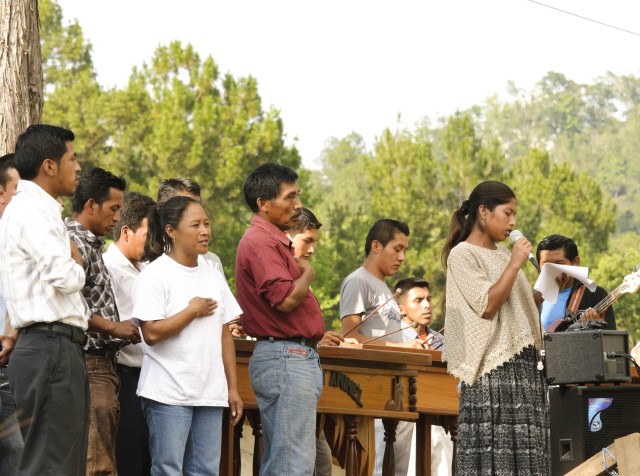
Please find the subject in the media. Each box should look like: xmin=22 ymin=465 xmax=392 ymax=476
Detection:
xmin=456 ymin=345 xmax=550 ymax=476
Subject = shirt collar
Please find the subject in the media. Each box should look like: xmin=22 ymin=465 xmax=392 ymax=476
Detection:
xmin=105 ymin=242 xmax=142 ymax=271
xmin=17 ymin=180 xmax=63 ymax=215
xmin=66 ymin=218 xmax=103 ymax=246
xmin=251 ymin=215 xmax=292 ymax=248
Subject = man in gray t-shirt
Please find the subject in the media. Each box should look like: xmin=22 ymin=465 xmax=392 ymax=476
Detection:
xmin=340 ymin=266 xmax=404 ymax=343
xmin=340 ymin=218 xmax=422 ymax=348
xmin=339 ymin=219 xmax=422 ymax=476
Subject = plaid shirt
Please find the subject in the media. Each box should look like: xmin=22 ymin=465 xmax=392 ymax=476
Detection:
xmin=400 ymin=319 xmax=445 ymax=350
xmin=66 ymin=219 xmax=120 ymax=350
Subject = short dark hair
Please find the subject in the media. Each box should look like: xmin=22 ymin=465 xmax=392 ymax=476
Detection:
xmin=157 ymin=178 xmax=201 ymax=208
xmin=71 ymin=167 xmax=127 ymax=213
xmin=0 ymin=153 xmax=16 ymax=189
xmin=394 ymin=277 xmax=431 ymax=303
xmin=364 ymin=219 xmax=410 ymax=256
xmin=145 ymin=195 xmax=204 ymax=262
xmin=536 ymin=234 xmax=579 ymax=263
xmin=288 ymin=208 xmax=322 ymax=236
xmin=113 ymin=192 xmax=156 ymax=241
xmin=243 ymin=163 xmax=298 ymax=213
xmin=14 ymin=124 xmax=75 ymax=180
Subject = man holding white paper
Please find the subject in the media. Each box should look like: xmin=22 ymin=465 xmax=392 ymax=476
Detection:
xmin=534 ymin=234 xmax=616 ymax=331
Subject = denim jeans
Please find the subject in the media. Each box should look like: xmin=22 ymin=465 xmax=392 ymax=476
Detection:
xmin=141 ymin=398 xmax=223 ymax=476
xmin=0 ymin=367 xmax=23 ymax=476
xmin=249 ymin=339 xmax=323 ymax=476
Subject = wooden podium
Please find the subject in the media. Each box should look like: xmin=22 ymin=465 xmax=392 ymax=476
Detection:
xmin=221 ymin=339 xmax=432 ymax=476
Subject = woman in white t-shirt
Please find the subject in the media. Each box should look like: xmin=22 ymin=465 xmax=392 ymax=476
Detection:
xmin=132 ymin=196 xmax=243 ymax=476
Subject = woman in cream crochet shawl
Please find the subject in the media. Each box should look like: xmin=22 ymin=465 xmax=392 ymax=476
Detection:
xmin=442 ymin=181 xmax=549 ymax=475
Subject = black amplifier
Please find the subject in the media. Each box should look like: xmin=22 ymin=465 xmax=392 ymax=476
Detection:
xmin=544 ymin=330 xmax=630 ymax=385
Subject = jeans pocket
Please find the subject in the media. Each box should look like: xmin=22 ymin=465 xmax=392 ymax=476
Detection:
xmin=249 ymin=356 xmax=281 ymax=404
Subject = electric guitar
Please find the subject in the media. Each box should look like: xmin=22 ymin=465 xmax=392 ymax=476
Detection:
xmin=546 ymin=269 xmax=640 ymax=332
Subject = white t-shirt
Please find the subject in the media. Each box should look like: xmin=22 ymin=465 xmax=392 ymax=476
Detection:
xmin=132 ymin=254 xmax=242 ymax=406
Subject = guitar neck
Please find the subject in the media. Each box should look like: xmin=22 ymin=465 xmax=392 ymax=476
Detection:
xmin=593 ymin=284 xmax=624 ymax=315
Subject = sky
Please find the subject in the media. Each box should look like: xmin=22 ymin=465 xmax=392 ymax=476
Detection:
xmin=55 ymin=0 xmax=639 ymax=168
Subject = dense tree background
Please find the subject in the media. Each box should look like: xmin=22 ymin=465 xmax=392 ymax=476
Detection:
xmin=38 ymin=0 xmax=640 ymax=343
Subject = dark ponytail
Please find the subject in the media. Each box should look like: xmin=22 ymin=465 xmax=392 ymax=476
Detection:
xmin=144 ymin=195 xmax=201 ymax=262
xmin=441 ymin=180 xmax=516 ymax=268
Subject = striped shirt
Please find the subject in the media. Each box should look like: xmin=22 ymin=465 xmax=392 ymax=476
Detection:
xmin=66 ymin=219 xmax=120 ymax=350
xmin=0 ymin=180 xmax=89 ymax=330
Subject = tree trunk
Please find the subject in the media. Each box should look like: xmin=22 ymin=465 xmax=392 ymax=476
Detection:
xmin=0 ymin=0 xmax=43 ymax=155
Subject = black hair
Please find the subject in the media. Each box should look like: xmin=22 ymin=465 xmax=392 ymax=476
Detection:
xmin=364 ymin=219 xmax=410 ymax=256
xmin=536 ymin=234 xmax=579 ymax=263
xmin=71 ymin=167 xmax=127 ymax=213
xmin=243 ymin=163 xmax=298 ymax=213
xmin=113 ymin=192 xmax=156 ymax=241
xmin=157 ymin=178 xmax=201 ymax=208
xmin=0 ymin=153 xmax=16 ymax=189
xmin=145 ymin=195 xmax=203 ymax=262
xmin=442 ymin=180 xmax=516 ymax=267
xmin=394 ymin=277 xmax=431 ymax=303
xmin=14 ymin=124 xmax=75 ymax=180
xmin=288 ymin=207 xmax=322 ymax=236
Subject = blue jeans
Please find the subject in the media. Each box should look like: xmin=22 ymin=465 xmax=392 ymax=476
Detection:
xmin=141 ymin=398 xmax=223 ymax=476
xmin=249 ymin=339 xmax=323 ymax=476
xmin=0 ymin=368 xmax=23 ymax=476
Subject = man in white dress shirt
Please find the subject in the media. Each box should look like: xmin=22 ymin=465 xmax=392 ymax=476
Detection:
xmin=0 ymin=124 xmax=90 ymax=475
xmin=103 ymin=191 xmax=156 ymax=476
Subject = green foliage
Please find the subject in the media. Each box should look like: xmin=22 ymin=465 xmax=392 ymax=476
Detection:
xmin=39 ymin=0 xmax=639 ymax=340
xmin=40 ymin=2 xmax=300 ymax=283
xmin=593 ymin=233 xmax=640 ymax=345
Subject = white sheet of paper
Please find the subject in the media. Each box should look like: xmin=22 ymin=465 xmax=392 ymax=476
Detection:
xmin=533 ymin=263 xmax=597 ymax=304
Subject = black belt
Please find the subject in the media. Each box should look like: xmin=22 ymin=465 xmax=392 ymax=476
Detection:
xmin=116 ymin=363 xmax=141 ymax=375
xmin=255 ymin=337 xmax=320 ymax=351
xmin=21 ymin=322 xmax=87 ymax=347
xmin=85 ymin=347 xmax=118 ymax=362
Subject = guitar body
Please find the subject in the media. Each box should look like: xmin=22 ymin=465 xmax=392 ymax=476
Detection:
xmin=546 ymin=318 xmax=571 ymax=332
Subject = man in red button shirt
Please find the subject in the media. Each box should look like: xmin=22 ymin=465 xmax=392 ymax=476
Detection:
xmin=235 ymin=163 xmax=343 ymax=476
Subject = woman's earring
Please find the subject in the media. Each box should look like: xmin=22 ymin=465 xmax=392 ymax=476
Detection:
xmin=481 ymin=217 xmax=486 ymax=227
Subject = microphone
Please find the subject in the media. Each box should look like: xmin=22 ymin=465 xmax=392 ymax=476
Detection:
xmin=509 ymin=230 xmax=541 ymax=273
xmin=343 ymin=288 xmax=403 ymax=338
xmin=360 ymin=321 xmax=418 ymax=344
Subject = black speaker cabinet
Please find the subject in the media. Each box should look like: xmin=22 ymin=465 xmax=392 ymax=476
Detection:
xmin=549 ymin=385 xmax=640 ymax=475
xmin=544 ymin=330 xmax=630 ymax=385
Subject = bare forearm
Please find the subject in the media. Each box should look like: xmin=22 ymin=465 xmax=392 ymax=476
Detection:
xmin=140 ymin=309 xmax=196 ymax=345
xmin=87 ymin=314 xmax=116 ymax=334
